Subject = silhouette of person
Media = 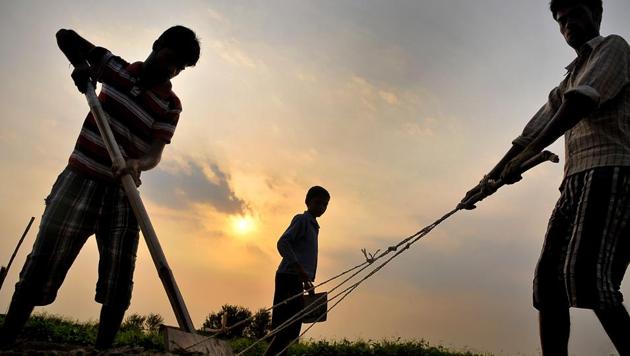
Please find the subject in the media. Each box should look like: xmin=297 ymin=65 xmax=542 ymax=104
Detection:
xmin=461 ymin=1 xmax=630 ymax=354
xmin=0 ymin=26 xmax=200 ymax=350
xmin=264 ymin=186 xmax=330 ymax=356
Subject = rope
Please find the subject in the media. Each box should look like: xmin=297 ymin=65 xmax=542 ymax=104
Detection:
xmin=186 ymin=216 xmax=438 ymax=351
xmin=274 ymin=207 xmax=459 ymax=356
xmin=195 ymin=151 xmax=556 ymax=353
xmin=195 ymin=204 xmax=446 ymax=349
xmin=237 ymin=207 xmax=459 ymax=356
xmin=261 ymin=152 xmax=557 ymax=354
xmin=186 ymin=260 xmax=371 ymax=350
xmin=185 ymin=202 xmax=459 ymax=352
xmin=233 ymin=255 xmax=383 ymax=354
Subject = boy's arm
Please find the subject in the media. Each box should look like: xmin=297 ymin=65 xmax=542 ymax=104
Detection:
xmin=56 ymin=29 xmax=111 ymax=93
xmin=277 ymin=216 xmax=311 ymax=282
xmin=293 ymin=264 xmax=312 ymax=286
xmin=113 ymin=139 xmax=167 ymax=187
xmin=277 ymin=216 xmax=302 ymax=263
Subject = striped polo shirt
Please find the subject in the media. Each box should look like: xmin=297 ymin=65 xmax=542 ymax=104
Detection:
xmin=68 ymin=49 xmax=182 ymax=180
xmin=513 ymin=35 xmax=630 ymax=177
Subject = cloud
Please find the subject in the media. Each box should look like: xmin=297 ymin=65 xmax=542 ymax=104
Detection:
xmin=378 ymin=90 xmax=399 ymax=105
xmin=142 ymin=159 xmax=247 ymax=215
xmin=209 ymin=39 xmax=258 ymax=69
xmin=245 ymin=243 xmax=274 ymax=263
xmin=400 ymin=117 xmax=436 ymax=136
xmin=207 ymin=7 xmax=227 ymax=23
xmin=295 ymin=71 xmax=317 ymax=83
xmin=0 ymin=129 xmax=18 ymax=144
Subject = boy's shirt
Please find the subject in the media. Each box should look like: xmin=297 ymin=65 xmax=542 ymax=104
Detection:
xmin=276 ymin=211 xmax=319 ymax=281
xmin=68 ymin=48 xmax=182 ymax=180
xmin=512 ymin=35 xmax=630 ymax=178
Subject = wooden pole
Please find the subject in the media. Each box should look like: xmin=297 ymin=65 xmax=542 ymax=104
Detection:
xmin=84 ymin=83 xmax=195 ymax=333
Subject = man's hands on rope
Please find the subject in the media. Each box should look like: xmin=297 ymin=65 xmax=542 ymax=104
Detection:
xmin=499 ymin=147 xmax=540 ymax=184
xmin=460 ymin=146 xmax=541 ymax=210
xmin=460 ymin=175 xmax=498 ymax=210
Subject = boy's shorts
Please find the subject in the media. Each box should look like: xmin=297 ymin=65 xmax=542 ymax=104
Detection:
xmin=13 ymin=167 xmax=139 ymax=308
xmin=533 ymin=166 xmax=630 ymax=310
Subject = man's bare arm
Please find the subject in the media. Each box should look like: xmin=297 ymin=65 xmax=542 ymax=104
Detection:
xmin=500 ymin=94 xmax=597 ymax=182
xmin=460 ymin=144 xmax=524 ymax=208
xmin=113 ymin=139 xmax=167 ymax=186
xmin=460 ymin=92 xmax=592 ymax=207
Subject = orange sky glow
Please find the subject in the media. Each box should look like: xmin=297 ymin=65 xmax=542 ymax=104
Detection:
xmin=1 ymin=1 xmax=630 ymax=355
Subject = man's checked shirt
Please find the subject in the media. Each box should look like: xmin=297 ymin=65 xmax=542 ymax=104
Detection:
xmin=513 ymin=35 xmax=630 ymax=177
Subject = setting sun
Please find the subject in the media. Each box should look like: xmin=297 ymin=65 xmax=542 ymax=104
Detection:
xmin=231 ymin=215 xmax=256 ymax=235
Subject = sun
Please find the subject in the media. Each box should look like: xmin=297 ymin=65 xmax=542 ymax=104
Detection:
xmin=231 ymin=215 xmax=256 ymax=235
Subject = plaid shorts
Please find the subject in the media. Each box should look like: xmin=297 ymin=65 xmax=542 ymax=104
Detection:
xmin=534 ymin=166 xmax=630 ymax=310
xmin=13 ymin=167 xmax=139 ymax=308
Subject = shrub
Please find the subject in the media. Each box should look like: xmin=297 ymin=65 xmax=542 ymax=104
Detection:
xmin=145 ymin=313 xmax=164 ymax=333
xmin=121 ymin=313 xmax=146 ymax=332
xmin=244 ymin=308 xmax=271 ymax=339
xmin=202 ymin=304 xmax=252 ymax=338
xmin=230 ymin=337 xmax=269 ymax=356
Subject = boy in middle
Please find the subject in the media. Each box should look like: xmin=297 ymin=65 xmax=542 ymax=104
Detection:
xmin=264 ymin=186 xmax=330 ymax=356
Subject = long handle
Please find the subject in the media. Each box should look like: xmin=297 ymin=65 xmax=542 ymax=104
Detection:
xmin=460 ymin=150 xmax=560 ymax=208
xmin=7 ymin=217 xmax=35 ymax=272
xmin=0 ymin=217 xmax=35 ymax=292
xmin=84 ymin=82 xmax=195 ymax=332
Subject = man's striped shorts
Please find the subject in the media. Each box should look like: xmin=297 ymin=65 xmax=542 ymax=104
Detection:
xmin=534 ymin=166 xmax=630 ymax=310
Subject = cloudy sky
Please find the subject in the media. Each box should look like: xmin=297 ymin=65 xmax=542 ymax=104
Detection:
xmin=1 ymin=1 xmax=629 ymax=355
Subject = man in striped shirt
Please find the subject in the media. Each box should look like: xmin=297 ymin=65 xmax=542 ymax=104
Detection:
xmin=461 ymin=0 xmax=629 ymax=355
xmin=0 ymin=26 xmax=199 ymax=349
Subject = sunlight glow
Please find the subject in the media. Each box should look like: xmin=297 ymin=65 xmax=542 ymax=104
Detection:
xmin=231 ymin=215 xmax=256 ymax=235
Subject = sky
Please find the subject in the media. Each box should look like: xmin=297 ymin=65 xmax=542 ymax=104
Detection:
xmin=1 ymin=1 xmax=629 ymax=355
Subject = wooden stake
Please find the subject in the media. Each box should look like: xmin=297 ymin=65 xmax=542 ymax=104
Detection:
xmin=0 ymin=216 xmax=35 ymax=292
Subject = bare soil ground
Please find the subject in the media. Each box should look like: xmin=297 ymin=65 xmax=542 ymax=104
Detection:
xmin=0 ymin=341 xmax=179 ymax=356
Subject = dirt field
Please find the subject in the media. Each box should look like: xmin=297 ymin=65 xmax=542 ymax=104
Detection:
xmin=0 ymin=342 xmax=179 ymax=356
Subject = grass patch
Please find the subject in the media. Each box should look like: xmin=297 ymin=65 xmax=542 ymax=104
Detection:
xmin=1 ymin=314 xmax=490 ymax=355
xmin=230 ymin=337 xmax=489 ymax=356
xmin=0 ymin=313 xmax=164 ymax=351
